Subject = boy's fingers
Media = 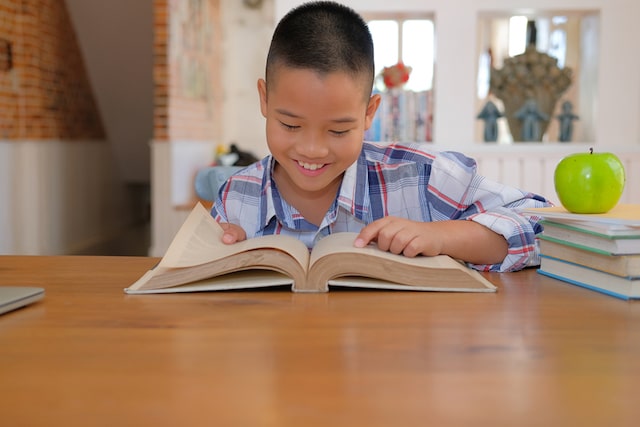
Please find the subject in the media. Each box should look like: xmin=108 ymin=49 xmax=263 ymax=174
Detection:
xmin=222 ymin=232 xmax=237 ymax=244
xmin=219 ymin=223 xmax=246 ymax=244
xmin=354 ymin=219 xmax=385 ymax=247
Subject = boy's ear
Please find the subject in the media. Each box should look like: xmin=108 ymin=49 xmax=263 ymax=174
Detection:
xmin=364 ymin=94 xmax=381 ymax=130
xmin=257 ymin=79 xmax=268 ymax=118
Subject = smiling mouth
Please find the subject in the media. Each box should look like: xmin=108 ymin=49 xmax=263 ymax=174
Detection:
xmin=297 ymin=160 xmax=326 ymax=171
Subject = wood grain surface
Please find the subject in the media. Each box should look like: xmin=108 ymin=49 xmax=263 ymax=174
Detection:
xmin=1 ymin=256 xmax=639 ymax=426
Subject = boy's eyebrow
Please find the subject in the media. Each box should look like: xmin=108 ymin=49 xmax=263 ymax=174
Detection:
xmin=275 ymin=108 xmax=301 ymax=118
xmin=275 ymin=108 xmax=358 ymax=123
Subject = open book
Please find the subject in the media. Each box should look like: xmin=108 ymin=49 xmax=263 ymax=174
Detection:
xmin=125 ymin=203 xmax=497 ymax=294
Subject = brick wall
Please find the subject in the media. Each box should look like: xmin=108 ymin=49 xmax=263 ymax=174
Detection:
xmin=0 ymin=0 xmax=104 ymax=139
xmin=153 ymin=0 xmax=222 ymax=142
xmin=153 ymin=0 xmax=168 ymax=141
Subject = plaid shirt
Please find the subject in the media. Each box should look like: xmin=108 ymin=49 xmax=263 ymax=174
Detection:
xmin=211 ymin=141 xmax=551 ymax=272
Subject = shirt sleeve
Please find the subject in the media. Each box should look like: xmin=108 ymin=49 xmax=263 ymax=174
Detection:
xmin=210 ymin=196 xmax=227 ymax=223
xmin=208 ymin=157 xmax=272 ymax=237
xmin=427 ymin=151 xmax=552 ymax=272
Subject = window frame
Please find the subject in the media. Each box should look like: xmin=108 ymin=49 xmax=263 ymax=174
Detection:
xmin=363 ymin=12 xmax=436 ymax=92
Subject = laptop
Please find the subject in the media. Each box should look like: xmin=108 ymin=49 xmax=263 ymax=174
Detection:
xmin=0 ymin=286 xmax=45 ymax=315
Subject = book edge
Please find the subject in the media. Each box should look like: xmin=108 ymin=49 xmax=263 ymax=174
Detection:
xmin=307 ymin=237 xmax=497 ymax=292
xmin=124 ymin=271 xmax=295 ymax=294
xmin=539 ymin=254 xmax=640 ymax=279
xmin=539 ymin=240 xmax=640 ymax=277
xmin=520 ymin=205 xmax=640 ymax=226
xmin=326 ymin=278 xmax=496 ymax=292
xmin=539 ymin=235 xmax=640 ymax=256
xmin=540 ymin=220 xmax=640 ymax=240
xmin=537 ymin=269 xmax=636 ymax=300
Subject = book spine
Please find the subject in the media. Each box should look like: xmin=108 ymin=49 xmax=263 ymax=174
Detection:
xmin=368 ymin=89 xmax=435 ymax=143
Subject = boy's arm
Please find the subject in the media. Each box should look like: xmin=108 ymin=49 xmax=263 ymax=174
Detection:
xmin=355 ymin=149 xmax=550 ymax=272
xmin=355 ymin=217 xmax=508 ymax=265
xmin=425 ymin=151 xmax=550 ymax=271
xmin=463 ymin=203 xmax=548 ymax=271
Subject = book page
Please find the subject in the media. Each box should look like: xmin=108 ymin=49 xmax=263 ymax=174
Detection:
xmin=159 ymin=203 xmax=310 ymax=270
xmin=309 ymin=232 xmax=468 ymax=270
xmin=305 ymin=232 xmax=496 ymax=292
xmin=126 ymin=270 xmax=294 ymax=294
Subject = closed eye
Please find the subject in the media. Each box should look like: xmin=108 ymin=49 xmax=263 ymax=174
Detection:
xmin=279 ymin=121 xmax=300 ymax=131
xmin=330 ymin=129 xmax=351 ymax=136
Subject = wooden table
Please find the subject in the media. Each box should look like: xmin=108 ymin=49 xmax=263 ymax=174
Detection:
xmin=1 ymin=256 xmax=639 ymax=426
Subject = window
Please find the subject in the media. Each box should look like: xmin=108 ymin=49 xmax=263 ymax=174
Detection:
xmin=367 ymin=16 xmax=435 ymax=92
xmin=476 ymin=11 xmax=599 ymax=143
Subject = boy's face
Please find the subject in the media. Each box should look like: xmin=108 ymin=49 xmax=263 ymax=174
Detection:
xmin=258 ymin=67 xmax=380 ymax=199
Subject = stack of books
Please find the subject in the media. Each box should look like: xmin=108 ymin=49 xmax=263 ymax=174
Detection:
xmin=521 ymin=205 xmax=640 ymax=300
xmin=365 ymin=89 xmax=434 ymax=143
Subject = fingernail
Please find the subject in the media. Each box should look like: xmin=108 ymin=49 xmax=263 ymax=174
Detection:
xmin=354 ymin=238 xmax=364 ymax=247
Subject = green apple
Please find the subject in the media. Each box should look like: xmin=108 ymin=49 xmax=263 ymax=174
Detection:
xmin=554 ymin=148 xmax=625 ymax=214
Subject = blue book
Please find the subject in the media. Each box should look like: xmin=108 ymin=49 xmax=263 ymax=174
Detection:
xmin=538 ymin=255 xmax=640 ymax=300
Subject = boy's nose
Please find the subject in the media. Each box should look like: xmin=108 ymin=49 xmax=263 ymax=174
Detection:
xmin=298 ymin=132 xmax=329 ymax=158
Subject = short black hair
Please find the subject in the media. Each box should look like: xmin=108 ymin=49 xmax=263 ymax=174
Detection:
xmin=265 ymin=1 xmax=374 ymax=95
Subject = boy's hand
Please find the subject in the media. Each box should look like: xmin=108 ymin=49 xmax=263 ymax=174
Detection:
xmin=354 ymin=217 xmax=444 ymax=257
xmin=354 ymin=216 xmax=508 ymax=265
xmin=219 ymin=223 xmax=247 ymax=244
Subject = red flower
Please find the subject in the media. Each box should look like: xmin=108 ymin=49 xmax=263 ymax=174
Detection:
xmin=382 ymin=62 xmax=412 ymax=89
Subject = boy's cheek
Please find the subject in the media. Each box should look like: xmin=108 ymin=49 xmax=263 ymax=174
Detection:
xmin=266 ymin=124 xmax=296 ymax=147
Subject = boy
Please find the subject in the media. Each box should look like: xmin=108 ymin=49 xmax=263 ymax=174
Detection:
xmin=211 ymin=1 xmax=551 ymax=272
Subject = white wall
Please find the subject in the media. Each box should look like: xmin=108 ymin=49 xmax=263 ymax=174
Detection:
xmin=276 ymin=0 xmax=640 ymax=150
xmin=148 ymin=1 xmax=276 ymax=256
xmin=220 ymin=0 xmax=274 ymax=160
xmin=64 ymin=0 xmax=639 ymax=182
xmin=0 ymin=144 xmax=14 ymax=252
xmin=149 ymin=0 xmax=640 ymax=256
xmin=65 ymin=0 xmax=155 ymax=184
xmin=64 ymin=0 xmax=271 ymax=183
xmin=466 ymin=144 xmax=640 ymax=206
xmin=150 ymin=141 xmax=191 ymax=256
xmin=0 ymin=0 xmax=150 ymax=255
xmin=0 ymin=141 xmax=131 ymax=255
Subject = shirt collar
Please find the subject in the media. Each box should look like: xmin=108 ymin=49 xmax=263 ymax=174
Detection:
xmin=259 ymin=153 xmax=371 ymax=232
xmin=260 ymin=156 xmax=317 ymax=232
xmin=337 ymin=152 xmax=370 ymax=220
xmin=260 ymin=156 xmax=278 ymax=230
